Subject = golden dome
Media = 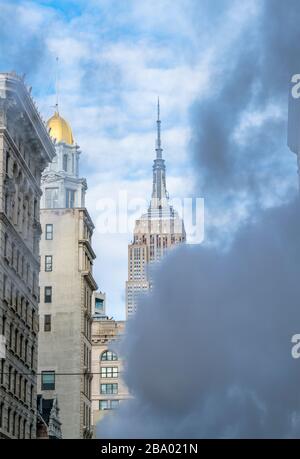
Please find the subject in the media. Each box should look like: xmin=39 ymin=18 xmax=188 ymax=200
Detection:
xmin=47 ymin=111 xmax=74 ymax=145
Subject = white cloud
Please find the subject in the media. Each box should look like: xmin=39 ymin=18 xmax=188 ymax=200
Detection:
xmin=20 ymin=0 xmax=260 ymax=318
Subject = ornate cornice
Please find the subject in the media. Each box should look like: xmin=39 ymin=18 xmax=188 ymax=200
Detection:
xmin=0 ymin=73 xmax=56 ymax=163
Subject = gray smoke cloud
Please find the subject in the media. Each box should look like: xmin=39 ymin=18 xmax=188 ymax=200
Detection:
xmin=97 ymin=0 xmax=300 ymax=439
xmin=191 ymin=0 xmax=300 ymax=233
xmin=98 ymin=199 xmax=300 ymax=438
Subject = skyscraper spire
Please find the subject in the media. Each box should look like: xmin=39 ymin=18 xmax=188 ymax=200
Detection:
xmin=156 ymin=96 xmax=163 ymax=159
xmin=151 ymin=98 xmax=168 ymax=207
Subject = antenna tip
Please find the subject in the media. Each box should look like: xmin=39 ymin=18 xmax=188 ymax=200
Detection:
xmin=157 ymin=97 xmax=160 ymax=121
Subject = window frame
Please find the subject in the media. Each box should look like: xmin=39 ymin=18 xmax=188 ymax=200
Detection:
xmin=44 ymin=286 xmax=52 ymax=303
xmin=41 ymin=371 xmax=55 ymax=391
xmin=101 ymin=350 xmax=118 ymax=361
xmin=63 ymin=154 xmax=68 ymax=172
xmin=65 ymin=189 xmax=76 ymax=209
xmin=44 ymin=315 xmax=51 ymax=332
xmin=100 ymin=383 xmax=118 ymax=395
xmin=45 ymin=255 xmax=53 ymax=272
xmin=100 ymin=366 xmax=118 ymax=378
xmin=45 ymin=188 xmax=59 ymax=209
xmin=45 ymin=224 xmax=53 ymax=240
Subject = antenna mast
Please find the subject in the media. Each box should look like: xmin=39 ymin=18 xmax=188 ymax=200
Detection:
xmin=55 ymin=56 xmax=59 ymax=113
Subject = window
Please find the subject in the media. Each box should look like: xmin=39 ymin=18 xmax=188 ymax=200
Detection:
xmin=0 ymin=403 xmax=3 ymax=429
xmin=18 ymin=416 xmax=21 ymax=439
xmin=99 ymin=400 xmax=119 ymax=410
xmin=4 ymin=193 xmax=9 ymax=214
xmin=31 ymin=346 xmax=34 ymax=368
xmin=101 ymin=367 xmax=118 ymax=378
xmin=30 ymin=385 xmax=34 ymax=407
xmin=95 ymin=297 xmax=104 ymax=315
xmin=0 ymin=361 xmax=4 ymax=385
xmin=45 ymin=255 xmax=53 ymax=272
xmin=14 ymin=329 xmax=18 ymax=353
xmin=9 ymin=324 xmax=13 ymax=348
xmin=5 ymin=151 xmax=9 ymax=174
xmin=63 ymin=154 xmax=68 ymax=172
xmin=19 ymin=335 xmax=23 ymax=359
xmin=33 ymin=199 xmax=38 ymax=219
xmin=25 ymin=302 xmax=29 ymax=324
xmin=24 ymin=380 xmax=27 ymax=402
xmin=19 ymin=375 xmax=23 ymax=398
xmin=8 ymin=366 xmax=12 ymax=391
xmin=101 ymin=350 xmax=118 ymax=361
xmin=24 ymin=340 xmax=28 ymax=362
xmin=12 ymin=412 xmax=16 ymax=437
xmin=11 ymin=243 xmax=15 ymax=267
xmin=4 ymin=233 xmax=8 ymax=259
xmin=1 ymin=315 xmax=6 ymax=335
xmin=3 ymin=274 xmax=7 ymax=302
xmin=44 ymin=315 xmax=51 ymax=332
xmin=31 ymin=310 xmax=35 ymax=331
xmin=100 ymin=383 xmax=118 ymax=395
xmin=110 ymin=400 xmax=119 ymax=410
xmin=41 ymin=371 xmax=55 ymax=390
xmin=44 ymin=286 xmax=52 ymax=303
xmin=45 ymin=224 xmax=53 ymax=240
xmin=7 ymin=408 xmax=11 ymax=433
xmin=21 ymin=256 xmax=24 ymax=278
xmin=66 ymin=189 xmax=76 ymax=208
xmin=99 ymin=400 xmax=109 ymax=410
xmin=16 ymin=250 xmax=19 ymax=273
xmin=45 ymin=188 xmax=58 ymax=209
xmin=32 ymin=272 xmax=37 ymax=296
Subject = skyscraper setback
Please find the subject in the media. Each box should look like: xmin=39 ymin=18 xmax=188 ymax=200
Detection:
xmin=126 ymin=100 xmax=186 ymax=318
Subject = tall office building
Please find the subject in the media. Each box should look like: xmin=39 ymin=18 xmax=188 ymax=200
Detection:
xmin=126 ymin=101 xmax=186 ymax=318
xmin=37 ymin=109 xmax=98 ymax=439
xmin=0 ymin=73 xmax=55 ymax=439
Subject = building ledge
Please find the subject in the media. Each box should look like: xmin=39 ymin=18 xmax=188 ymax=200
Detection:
xmin=81 ymin=270 xmax=98 ymax=291
xmin=79 ymin=239 xmax=96 ymax=260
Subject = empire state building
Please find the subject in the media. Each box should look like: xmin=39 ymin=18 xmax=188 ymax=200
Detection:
xmin=126 ymin=100 xmax=186 ymax=318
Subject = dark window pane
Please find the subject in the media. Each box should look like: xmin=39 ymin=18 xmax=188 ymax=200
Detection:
xmin=44 ymin=315 xmax=51 ymax=332
xmin=41 ymin=371 xmax=55 ymax=390
xmin=44 ymin=287 xmax=52 ymax=303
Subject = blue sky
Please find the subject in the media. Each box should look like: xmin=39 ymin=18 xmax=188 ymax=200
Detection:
xmin=0 ymin=0 xmax=207 ymax=318
xmin=0 ymin=0 xmax=297 ymax=319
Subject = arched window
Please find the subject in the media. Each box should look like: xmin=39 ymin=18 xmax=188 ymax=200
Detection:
xmin=101 ymin=350 xmax=118 ymax=361
xmin=63 ymin=154 xmax=68 ymax=172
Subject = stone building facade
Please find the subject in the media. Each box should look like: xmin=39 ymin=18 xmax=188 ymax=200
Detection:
xmin=37 ymin=110 xmax=97 ymax=439
xmin=91 ymin=315 xmax=129 ymax=437
xmin=0 ymin=73 xmax=55 ymax=439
